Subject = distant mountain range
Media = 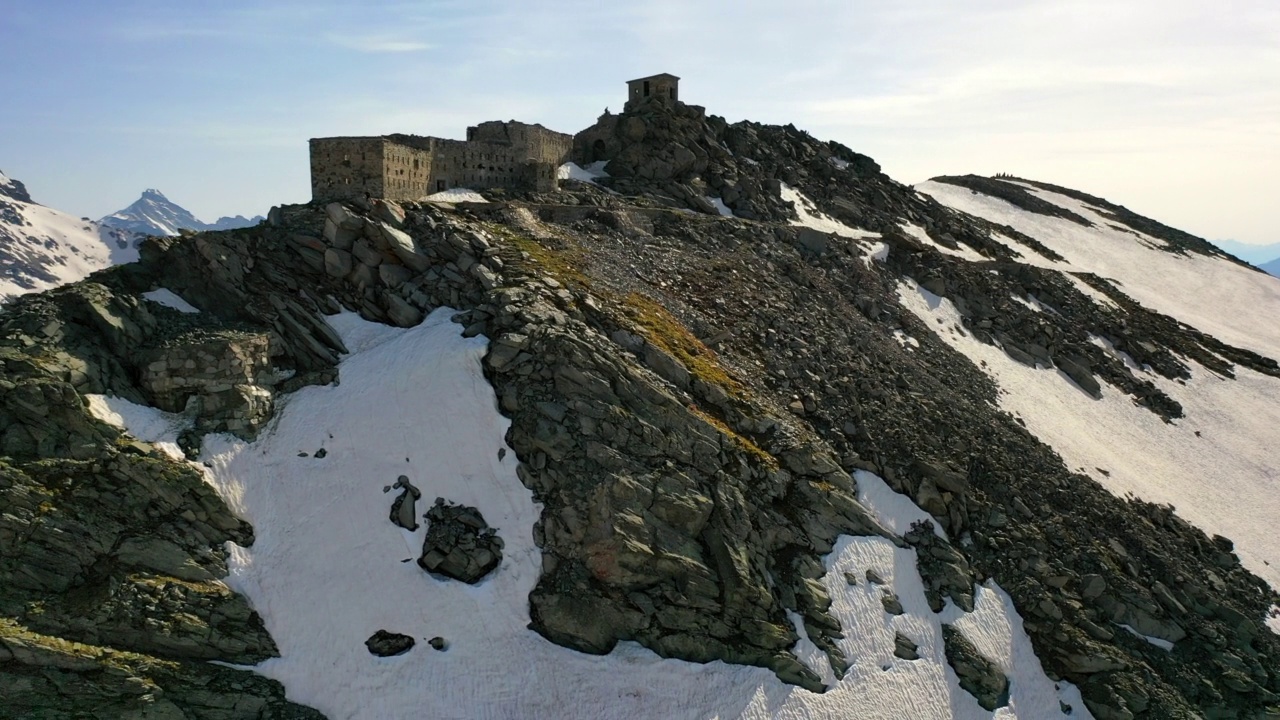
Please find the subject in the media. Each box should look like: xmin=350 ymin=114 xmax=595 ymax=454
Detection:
xmin=0 ymin=169 xmax=138 ymax=302
xmin=1212 ymin=238 xmax=1280 ymax=265
xmin=1261 ymin=257 xmax=1280 ymax=277
xmin=98 ymin=188 xmax=263 ymax=237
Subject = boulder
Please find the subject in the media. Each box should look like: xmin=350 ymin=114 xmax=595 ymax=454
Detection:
xmin=364 ymin=630 xmax=414 ymax=657
xmin=942 ymin=625 xmax=1009 ymax=711
xmin=418 ymin=498 xmax=504 ymax=583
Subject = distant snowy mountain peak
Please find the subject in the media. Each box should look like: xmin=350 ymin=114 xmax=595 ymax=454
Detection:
xmin=100 ymin=189 xmax=205 ymax=237
xmin=0 ymin=171 xmax=139 ymax=303
xmin=0 ymin=168 xmax=34 ymax=203
xmin=99 ymin=190 xmax=263 ymax=237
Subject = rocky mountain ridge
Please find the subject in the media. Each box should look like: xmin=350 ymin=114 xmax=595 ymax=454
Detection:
xmin=2 ymin=100 xmax=1278 ymax=719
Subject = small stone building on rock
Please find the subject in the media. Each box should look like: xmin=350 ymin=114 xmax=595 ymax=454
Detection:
xmin=625 ymin=73 xmax=680 ymax=111
xmin=573 ymin=72 xmax=702 ymax=167
xmin=310 ymin=120 xmax=572 ymax=203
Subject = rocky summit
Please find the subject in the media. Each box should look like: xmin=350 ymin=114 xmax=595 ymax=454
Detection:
xmin=1 ymin=93 xmax=1279 ymax=720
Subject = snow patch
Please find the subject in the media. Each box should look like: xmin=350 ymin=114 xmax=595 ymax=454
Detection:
xmin=854 ymin=470 xmax=944 ymax=539
xmin=1118 ymin=624 xmax=1175 ymax=651
xmin=1267 ymin=605 xmax=1280 ymax=636
xmin=828 ymin=157 xmax=850 ymax=170
xmin=424 ymin=188 xmax=488 ymax=204
xmin=708 ymin=196 xmax=735 ymax=217
xmin=863 ymin=241 xmax=890 ymax=264
xmin=899 ymin=222 xmax=987 ymax=262
xmin=780 ymin=182 xmax=879 ymax=240
xmin=893 ymin=329 xmax=921 ymax=350
xmin=84 ymin=394 xmax=190 ymax=461
xmin=558 ymin=161 xmax=610 ymax=183
xmin=143 ymin=288 xmax=200 ymax=313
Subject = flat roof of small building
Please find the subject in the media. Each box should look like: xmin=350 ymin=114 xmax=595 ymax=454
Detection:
xmin=627 ymin=73 xmax=680 ymax=83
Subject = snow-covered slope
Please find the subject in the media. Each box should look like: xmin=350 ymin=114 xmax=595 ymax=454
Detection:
xmin=916 ymin=179 xmax=1280 ymax=590
xmin=0 ymin=169 xmax=139 ymax=303
xmin=99 ymin=188 xmax=262 ymax=237
xmin=918 ymin=179 xmax=1280 ymax=358
xmin=86 ymin=308 xmax=1089 ymax=720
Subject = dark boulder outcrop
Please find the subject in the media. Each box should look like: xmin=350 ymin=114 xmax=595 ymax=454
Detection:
xmin=365 ymin=630 xmax=415 ymax=657
xmin=418 ymin=498 xmax=504 ymax=583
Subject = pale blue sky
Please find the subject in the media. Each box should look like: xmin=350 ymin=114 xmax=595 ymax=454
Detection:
xmin=1 ymin=0 xmax=1277 ymax=245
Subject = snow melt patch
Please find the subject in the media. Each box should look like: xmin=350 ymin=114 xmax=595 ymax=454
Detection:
xmin=85 ymin=394 xmax=190 ymax=461
xmin=1267 ymin=605 xmax=1280 ymax=636
xmin=143 ymin=288 xmax=199 ymax=313
xmin=1118 ymin=624 xmax=1175 ymax=651
xmin=897 ymin=279 xmax=1280 ymax=591
xmin=780 ymin=182 xmax=879 ymax=240
xmin=854 ymin=470 xmax=944 ymax=539
xmin=195 ymin=308 xmax=1083 ymax=719
xmin=424 ymin=188 xmax=488 ymax=204
xmin=899 ymin=222 xmax=987 ymax=262
xmin=892 ymin=329 xmax=920 ymax=351
xmin=863 ymin=241 xmax=890 ymax=264
xmin=558 ymin=160 xmax=610 ymax=183
xmin=709 ymin=196 xmax=735 ymax=217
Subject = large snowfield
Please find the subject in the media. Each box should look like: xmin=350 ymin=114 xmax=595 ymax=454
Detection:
xmin=92 ymin=307 xmax=1089 ymax=719
xmin=911 ymin=181 xmax=1280 ymax=593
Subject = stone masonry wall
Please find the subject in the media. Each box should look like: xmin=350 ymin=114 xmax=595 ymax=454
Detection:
xmin=381 ymin=142 xmax=433 ymax=201
xmin=313 ymin=121 xmax=574 ymax=201
xmin=310 ymin=138 xmax=387 ymax=202
xmin=137 ymin=333 xmax=276 ymax=436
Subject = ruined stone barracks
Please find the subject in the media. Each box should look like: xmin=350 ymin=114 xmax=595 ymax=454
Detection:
xmin=309 ymin=73 xmax=685 ymax=203
xmin=310 ymin=120 xmax=573 ymax=202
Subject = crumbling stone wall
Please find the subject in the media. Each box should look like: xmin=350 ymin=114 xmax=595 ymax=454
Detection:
xmin=312 ymin=121 xmax=572 ymax=201
xmin=310 ymin=137 xmax=388 ymax=202
xmin=138 ymin=332 xmax=276 ymax=436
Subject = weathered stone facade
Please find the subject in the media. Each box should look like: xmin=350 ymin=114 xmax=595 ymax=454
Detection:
xmin=310 ymin=121 xmax=571 ymax=203
xmin=626 ymin=73 xmax=680 ymax=111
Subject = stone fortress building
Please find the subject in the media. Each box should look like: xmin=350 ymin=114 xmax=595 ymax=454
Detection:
xmin=309 ymin=73 xmax=682 ymax=203
xmin=310 ymin=121 xmax=573 ymax=202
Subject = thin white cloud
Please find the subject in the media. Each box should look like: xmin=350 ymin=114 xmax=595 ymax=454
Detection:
xmin=325 ymin=34 xmax=431 ymax=53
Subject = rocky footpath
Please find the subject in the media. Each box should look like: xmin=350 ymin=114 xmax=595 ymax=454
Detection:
xmin=2 ymin=98 xmax=1279 ymax=718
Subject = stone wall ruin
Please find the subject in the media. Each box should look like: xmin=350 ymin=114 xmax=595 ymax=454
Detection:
xmin=311 ymin=120 xmax=572 ymax=202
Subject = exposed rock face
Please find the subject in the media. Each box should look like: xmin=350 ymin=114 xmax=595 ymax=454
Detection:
xmin=942 ymin=625 xmax=1010 ymax=711
xmin=365 ymin=630 xmax=415 ymax=657
xmin=419 ymin=498 xmax=503 ymax=584
xmin=0 ymin=389 xmax=319 ymax=715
